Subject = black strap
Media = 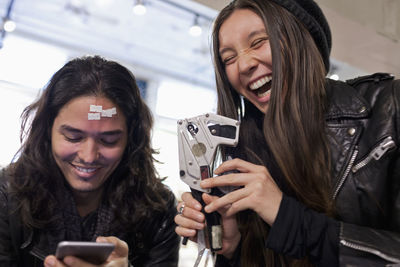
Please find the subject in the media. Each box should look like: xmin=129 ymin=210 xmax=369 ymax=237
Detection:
xmin=346 ymin=72 xmax=394 ymax=88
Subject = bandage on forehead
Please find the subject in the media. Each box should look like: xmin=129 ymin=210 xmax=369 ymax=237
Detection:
xmin=88 ymin=105 xmax=117 ymax=120
xmin=90 ymin=105 xmax=103 ymax=113
xmin=101 ymin=107 xmax=117 ymax=117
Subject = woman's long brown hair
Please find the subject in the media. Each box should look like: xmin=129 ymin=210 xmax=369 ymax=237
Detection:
xmin=212 ymin=0 xmax=334 ymax=266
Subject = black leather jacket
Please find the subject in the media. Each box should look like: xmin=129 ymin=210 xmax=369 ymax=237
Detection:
xmin=0 ymin=172 xmax=180 ymax=267
xmin=216 ymin=73 xmax=400 ymax=267
xmin=326 ymin=73 xmax=400 ymax=265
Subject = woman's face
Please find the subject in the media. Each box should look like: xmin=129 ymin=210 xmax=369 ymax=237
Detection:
xmin=219 ymin=8 xmax=272 ymax=114
xmin=51 ymin=95 xmax=127 ymax=196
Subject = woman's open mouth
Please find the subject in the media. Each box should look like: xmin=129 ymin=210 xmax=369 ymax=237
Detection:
xmin=249 ymin=75 xmax=272 ymax=98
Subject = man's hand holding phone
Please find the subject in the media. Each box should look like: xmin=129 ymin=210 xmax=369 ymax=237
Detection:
xmin=44 ymin=236 xmax=130 ymax=267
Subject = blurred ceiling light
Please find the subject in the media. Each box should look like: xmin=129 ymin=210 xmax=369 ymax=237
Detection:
xmin=3 ymin=19 xmax=16 ymax=32
xmin=133 ymin=0 xmax=146 ymax=15
xmin=189 ymin=14 xmax=202 ymax=37
xmin=2 ymin=0 xmax=16 ymax=34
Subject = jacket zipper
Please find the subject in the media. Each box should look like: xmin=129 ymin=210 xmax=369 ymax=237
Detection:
xmin=332 ymin=149 xmax=358 ymax=200
xmin=351 ymin=136 xmax=396 ymax=173
xmin=340 ymin=240 xmax=400 ymax=263
xmin=29 ymin=249 xmax=46 ymax=261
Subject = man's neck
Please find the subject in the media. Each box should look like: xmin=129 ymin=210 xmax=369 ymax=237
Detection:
xmin=73 ymin=189 xmax=103 ymax=217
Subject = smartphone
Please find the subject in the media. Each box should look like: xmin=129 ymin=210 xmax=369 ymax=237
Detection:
xmin=55 ymin=241 xmax=115 ymax=265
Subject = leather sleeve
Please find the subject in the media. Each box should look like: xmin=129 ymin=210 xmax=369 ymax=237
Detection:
xmin=137 ymin=190 xmax=180 ymax=267
xmin=339 ymin=222 xmax=400 ymax=265
xmin=339 ymin=79 xmax=400 ymax=266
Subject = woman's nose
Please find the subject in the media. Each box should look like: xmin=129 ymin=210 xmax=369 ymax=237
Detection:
xmin=237 ymin=50 xmax=257 ymax=74
xmin=78 ymin=139 xmax=99 ymax=164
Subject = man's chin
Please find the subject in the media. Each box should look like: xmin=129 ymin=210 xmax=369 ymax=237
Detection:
xmin=70 ymin=184 xmax=103 ymax=195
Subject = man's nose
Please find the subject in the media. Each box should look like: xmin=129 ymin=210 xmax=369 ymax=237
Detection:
xmin=78 ymin=139 xmax=99 ymax=164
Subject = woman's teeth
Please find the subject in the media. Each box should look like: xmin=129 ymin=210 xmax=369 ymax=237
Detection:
xmin=257 ymin=89 xmax=270 ymax=98
xmin=249 ymin=75 xmax=272 ymax=90
xmin=249 ymin=75 xmax=272 ymax=97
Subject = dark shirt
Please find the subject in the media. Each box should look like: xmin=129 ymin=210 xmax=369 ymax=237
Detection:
xmin=216 ymin=196 xmax=339 ymax=267
xmin=81 ymin=211 xmax=98 ymax=241
xmin=266 ymin=195 xmax=339 ymax=267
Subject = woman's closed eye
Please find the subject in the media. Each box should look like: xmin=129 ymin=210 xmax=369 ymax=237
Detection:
xmin=251 ymin=37 xmax=269 ymax=48
xmin=222 ymin=54 xmax=237 ymax=65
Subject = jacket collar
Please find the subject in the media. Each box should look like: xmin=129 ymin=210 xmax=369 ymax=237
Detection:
xmin=325 ymin=79 xmax=370 ymax=120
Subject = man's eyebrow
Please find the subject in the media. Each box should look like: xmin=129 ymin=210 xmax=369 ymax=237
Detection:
xmin=60 ymin=125 xmax=82 ymax=133
xmin=59 ymin=125 xmax=123 ymax=135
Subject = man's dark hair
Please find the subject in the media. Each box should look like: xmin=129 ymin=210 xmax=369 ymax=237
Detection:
xmin=7 ymin=55 xmax=171 ymax=231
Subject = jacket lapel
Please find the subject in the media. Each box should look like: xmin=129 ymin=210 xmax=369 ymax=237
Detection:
xmin=325 ymin=79 xmax=369 ymax=199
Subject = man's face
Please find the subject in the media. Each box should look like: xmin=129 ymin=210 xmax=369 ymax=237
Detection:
xmin=51 ymin=95 xmax=127 ymax=196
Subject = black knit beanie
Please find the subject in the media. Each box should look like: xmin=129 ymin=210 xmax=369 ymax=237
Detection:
xmin=269 ymin=0 xmax=332 ymax=71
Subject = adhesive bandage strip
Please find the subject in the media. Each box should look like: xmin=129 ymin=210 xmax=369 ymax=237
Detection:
xmin=88 ymin=113 xmax=101 ymax=120
xmin=90 ymin=105 xmax=103 ymax=113
xmin=101 ymin=107 xmax=117 ymax=117
xmin=88 ymin=105 xmax=117 ymax=120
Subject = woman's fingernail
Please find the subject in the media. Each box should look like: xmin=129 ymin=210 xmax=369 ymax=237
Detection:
xmin=196 ymin=222 xmax=204 ymax=229
xmin=204 ymin=205 xmax=210 ymax=213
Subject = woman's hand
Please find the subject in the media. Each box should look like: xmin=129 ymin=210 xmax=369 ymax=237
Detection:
xmin=202 ymin=193 xmax=241 ymax=259
xmin=174 ymin=192 xmax=205 ymax=243
xmin=174 ymin=192 xmax=241 ymax=259
xmin=201 ymin=158 xmax=283 ymax=226
xmin=44 ymin=236 xmax=129 ymax=267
